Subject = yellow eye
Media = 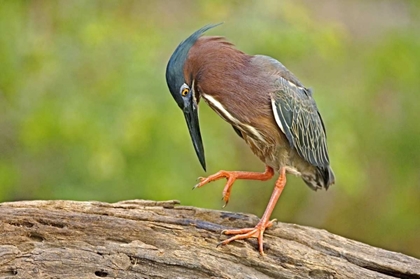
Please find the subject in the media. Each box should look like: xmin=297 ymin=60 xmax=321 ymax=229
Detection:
xmin=181 ymin=88 xmax=189 ymax=96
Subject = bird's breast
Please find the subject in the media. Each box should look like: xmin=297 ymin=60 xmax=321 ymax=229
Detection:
xmin=200 ymin=89 xmax=291 ymax=169
xmin=201 ymin=92 xmax=270 ymax=142
xmin=241 ymin=130 xmax=287 ymax=171
xmin=198 ymin=76 xmax=308 ymax=173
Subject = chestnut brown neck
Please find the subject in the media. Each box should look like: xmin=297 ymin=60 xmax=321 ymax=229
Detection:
xmin=183 ymin=36 xmax=275 ymax=131
xmin=184 ymin=36 xmax=252 ymax=95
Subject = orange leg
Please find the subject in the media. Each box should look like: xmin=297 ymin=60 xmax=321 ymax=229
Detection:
xmin=194 ymin=165 xmax=274 ymax=206
xmin=218 ymin=167 xmax=287 ymax=255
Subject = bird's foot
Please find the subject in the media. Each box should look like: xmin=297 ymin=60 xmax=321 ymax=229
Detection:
xmin=193 ymin=166 xmax=274 ymax=207
xmin=194 ymin=170 xmax=238 ymax=206
xmin=218 ymin=218 xmax=277 ymax=255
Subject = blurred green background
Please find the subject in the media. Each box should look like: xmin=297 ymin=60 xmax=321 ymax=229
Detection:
xmin=1 ymin=0 xmax=419 ymax=258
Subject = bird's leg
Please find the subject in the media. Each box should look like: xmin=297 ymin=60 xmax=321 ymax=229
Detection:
xmin=218 ymin=167 xmax=287 ymax=255
xmin=194 ymin=165 xmax=274 ymax=206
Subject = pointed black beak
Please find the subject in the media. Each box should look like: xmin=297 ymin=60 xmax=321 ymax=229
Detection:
xmin=183 ymin=97 xmax=206 ymax=171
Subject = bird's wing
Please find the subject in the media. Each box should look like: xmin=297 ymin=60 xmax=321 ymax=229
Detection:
xmin=253 ymin=55 xmax=330 ymax=167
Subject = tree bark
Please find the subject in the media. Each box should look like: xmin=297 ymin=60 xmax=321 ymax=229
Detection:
xmin=0 ymin=199 xmax=418 ymax=279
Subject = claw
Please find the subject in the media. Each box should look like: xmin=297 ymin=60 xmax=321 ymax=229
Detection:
xmin=216 ymin=218 xmax=277 ymax=255
xmin=270 ymin=219 xmax=277 ymax=226
xmin=222 ymin=200 xmax=229 ymax=208
xmin=220 ymin=195 xmax=229 ymax=208
xmin=222 ymin=190 xmax=231 ymax=206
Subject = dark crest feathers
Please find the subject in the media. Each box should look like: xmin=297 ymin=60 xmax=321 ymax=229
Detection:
xmin=166 ymin=23 xmax=222 ymax=107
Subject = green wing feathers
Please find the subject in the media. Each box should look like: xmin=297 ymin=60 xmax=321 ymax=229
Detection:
xmin=271 ymin=77 xmax=330 ymax=168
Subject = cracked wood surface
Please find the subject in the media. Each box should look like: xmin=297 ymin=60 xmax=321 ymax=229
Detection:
xmin=0 ymin=199 xmax=419 ymax=279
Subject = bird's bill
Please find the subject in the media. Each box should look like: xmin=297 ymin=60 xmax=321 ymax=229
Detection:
xmin=183 ymin=101 xmax=206 ymax=171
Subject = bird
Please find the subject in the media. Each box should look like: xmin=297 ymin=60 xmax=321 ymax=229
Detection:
xmin=165 ymin=23 xmax=335 ymax=255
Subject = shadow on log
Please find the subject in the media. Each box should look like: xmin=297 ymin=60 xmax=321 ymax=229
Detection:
xmin=0 ymin=199 xmax=419 ymax=279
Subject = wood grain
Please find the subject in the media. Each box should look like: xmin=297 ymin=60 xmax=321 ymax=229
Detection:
xmin=0 ymin=200 xmax=418 ymax=279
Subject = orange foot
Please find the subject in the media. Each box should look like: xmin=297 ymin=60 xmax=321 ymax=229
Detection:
xmin=194 ymin=166 xmax=274 ymax=206
xmin=217 ymin=167 xmax=288 ymax=255
xmin=218 ymin=218 xmax=277 ymax=255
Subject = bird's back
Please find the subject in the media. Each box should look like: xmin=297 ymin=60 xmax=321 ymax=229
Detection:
xmin=249 ymin=55 xmax=335 ymax=190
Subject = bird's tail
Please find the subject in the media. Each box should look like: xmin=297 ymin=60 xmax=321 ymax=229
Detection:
xmin=303 ymin=166 xmax=335 ymax=191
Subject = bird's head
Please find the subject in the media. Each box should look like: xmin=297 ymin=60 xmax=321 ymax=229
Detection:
xmin=165 ymin=23 xmax=222 ymax=171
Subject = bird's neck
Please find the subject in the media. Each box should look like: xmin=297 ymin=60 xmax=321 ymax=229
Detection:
xmin=185 ymin=36 xmax=252 ymax=93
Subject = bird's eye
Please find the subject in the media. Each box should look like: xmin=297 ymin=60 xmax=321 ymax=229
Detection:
xmin=181 ymin=88 xmax=189 ymax=96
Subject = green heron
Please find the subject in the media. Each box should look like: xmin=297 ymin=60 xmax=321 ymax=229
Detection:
xmin=165 ymin=24 xmax=335 ymax=255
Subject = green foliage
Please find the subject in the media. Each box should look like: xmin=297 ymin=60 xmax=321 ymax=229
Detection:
xmin=0 ymin=1 xmax=419 ymax=257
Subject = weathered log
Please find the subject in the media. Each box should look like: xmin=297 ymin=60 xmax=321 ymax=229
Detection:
xmin=0 ymin=199 xmax=418 ymax=279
